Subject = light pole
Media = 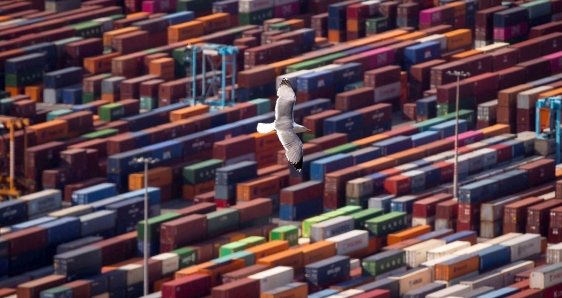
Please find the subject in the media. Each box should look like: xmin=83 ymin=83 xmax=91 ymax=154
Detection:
xmin=132 ymin=157 xmax=159 ymax=297
xmin=446 ymin=70 xmax=470 ymax=199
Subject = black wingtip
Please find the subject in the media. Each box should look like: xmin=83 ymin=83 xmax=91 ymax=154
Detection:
xmin=292 ymin=156 xmax=303 ymax=172
xmin=280 ymin=78 xmax=293 ymax=89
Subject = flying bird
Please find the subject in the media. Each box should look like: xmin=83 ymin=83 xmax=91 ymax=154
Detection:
xmin=256 ymin=78 xmax=311 ymax=172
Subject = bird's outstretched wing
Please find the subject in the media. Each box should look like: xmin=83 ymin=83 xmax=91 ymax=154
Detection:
xmin=275 ymin=78 xmax=303 ymax=171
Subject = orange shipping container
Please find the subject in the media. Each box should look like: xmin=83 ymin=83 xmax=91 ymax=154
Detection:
xmin=5 ymin=86 xmax=22 ymax=97
xmin=149 ymin=58 xmax=174 ymax=81
xmin=395 ymin=31 xmax=428 ymax=41
xmin=153 ymin=277 xmax=173 ymax=292
xmin=175 ymin=262 xmax=216 ymax=279
xmin=387 ymin=225 xmax=431 ymax=245
xmin=388 ymin=148 xmax=426 ymax=166
xmin=183 ymin=181 xmax=215 ymax=200
xmin=198 ymin=259 xmax=245 ymax=287
xmin=478 ymin=124 xmax=511 ymax=139
xmin=236 ymin=176 xmax=280 ymax=201
xmin=538 ymin=87 xmax=562 ymax=98
xmin=434 ymin=254 xmax=479 ymax=281
xmin=103 ymin=27 xmax=140 ymax=47
xmin=284 ymin=19 xmax=305 ymax=31
xmin=245 ymin=240 xmax=289 ymax=260
xmin=129 ymin=167 xmax=173 ymax=190
xmin=84 ymin=52 xmax=121 ymax=75
xmin=446 ymin=1 xmax=467 ymax=16
xmin=443 ymin=29 xmax=472 ymax=51
xmin=299 ymin=241 xmax=336 ymax=265
xmin=25 ymin=84 xmax=43 ymax=102
xmin=127 ymin=12 xmax=149 ymax=19
xmin=251 ymin=131 xmax=281 ymax=152
xmin=196 ymin=13 xmax=230 ymax=34
xmin=358 ymin=157 xmax=396 ymax=175
xmin=451 ymin=49 xmax=482 ymax=61
xmin=261 ymin=282 xmax=308 ymax=298
xmin=269 ymin=58 xmax=303 ymax=76
xmin=168 ymin=21 xmax=204 ymax=43
xmin=29 ymin=119 xmax=68 ymax=144
xmin=352 ymin=134 xmax=389 ymax=148
xmin=540 ymin=107 xmax=550 ymax=129
xmin=257 ymin=250 xmax=304 ymax=274
xmin=169 ymin=105 xmax=209 ymax=122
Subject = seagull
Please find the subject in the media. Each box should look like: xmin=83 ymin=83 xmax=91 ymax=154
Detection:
xmin=256 ymin=78 xmax=311 ymax=172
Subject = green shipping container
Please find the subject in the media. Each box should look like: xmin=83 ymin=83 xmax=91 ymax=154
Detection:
xmin=366 ymin=17 xmax=389 ymax=34
xmin=73 ymin=21 xmax=103 ymax=39
xmin=219 ymin=242 xmax=248 ymax=257
xmin=439 ymin=109 xmax=475 ymax=129
xmin=344 ymin=81 xmax=365 ymax=91
xmin=269 ymin=226 xmax=298 ymax=247
xmin=240 ymin=215 xmax=272 ymax=229
xmin=47 ymin=109 xmax=73 ymax=121
xmin=325 ymin=143 xmax=361 ymax=155
xmin=334 ymin=205 xmax=363 ymax=215
xmin=107 ymin=14 xmax=125 ymax=21
xmin=238 ymin=236 xmax=266 ymax=248
xmin=206 ymin=209 xmax=239 ymax=236
xmin=238 ymin=8 xmax=274 ymax=25
xmin=350 ymin=208 xmax=384 ymax=230
xmin=82 ymin=128 xmax=119 ymax=139
xmin=41 ymin=286 xmax=72 ymax=296
xmin=302 ymin=215 xmax=331 ymax=238
xmin=183 ymin=159 xmax=224 ymax=184
xmin=99 ymin=103 xmax=125 ymax=121
xmin=0 ymin=99 xmax=15 ymax=115
xmin=82 ymin=92 xmax=96 ymax=103
xmin=138 ymin=212 xmax=181 ymax=241
xmin=268 ymin=22 xmax=291 ymax=32
xmin=172 ymin=247 xmax=198 ymax=268
xmin=411 ymin=117 xmax=447 ymax=132
xmin=212 ymin=251 xmax=255 ymax=266
xmin=177 ymin=0 xmax=212 ymax=12
xmin=172 ymin=48 xmax=187 ymax=78
xmin=346 ymin=196 xmax=370 ymax=209
xmin=248 ymin=98 xmax=271 ymax=115
xmin=365 ymin=212 xmax=408 ymax=237
xmin=361 ymin=250 xmax=406 ymax=276
xmin=303 ymin=133 xmax=316 ymax=143
xmin=140 ymin=96 xmax=157 ymax=110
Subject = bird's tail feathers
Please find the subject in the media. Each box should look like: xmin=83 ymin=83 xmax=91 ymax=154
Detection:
xmin=257 ymin=122 xmax=275 ymax=134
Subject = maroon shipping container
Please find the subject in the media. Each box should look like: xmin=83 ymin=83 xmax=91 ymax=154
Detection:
xmin=296 ymin=86 xmax=335 ymax=103
xmin=64 ymin=177 xmax=107 ymax=203
xmin=120 ymin=74 xmax=159 ymax=100
xmin=557 ymin=179 xmax=562 ymax=200
xmin=64 ymin=38 xmax=103 ymax=67
xmin=503 ymin=197 xmax=544 ymax=233
xmin=111 ymin=30 xmax=149 ymax=55
xmin=161 ymin=274 xmax=212 ymax=298
xmin=68 ymin=139 xmax=108 ymax=158
xmin=63 ymin=280 xmax=91 ymax=298
xmin=335 ymin=87 xmax=375 ymax=111
xmin=237 ymin=65 xmax=276 ymax=89
xmin=106 ymin=134 xmax=135 ymax=156
xmin=510 ymin=38 xmax=544 ymax=63
xmin=324 ymin=166 xmax=366 ymax=209
xmin=537 ymin=32 xmax=562 ymax=56
xmin=303 ymin=110 xmax=343 ymax=135
xmin=211 ymin=278 xmax=260 ymax=298
xmin=355 ymin=103 xmax=393 ymax=127
xmin=10 ymin=99 xmax=36 ymax=118
xmin=412 ymin=193 xmax=454 ymax=218
xmin=159 ymin=121 xmax=192 ymax=140
xmin=89 ymin=232 xmax=137 ymax=266
xmin=457 ymin=202 xmax=482 ymax=232
xmin=364 ymin=66 xmax=401 ymax=88
xmin=222 ymin=265 xmax=270 ymax=284
xmin=60 ymin=148 xmax=88 ymax=168
xmin=213 ymin=135 xmax=256 ymax=160
xmin=526 ymin=199 xmax=562 ymax=233
xmin=382 ymin=238 xmax=424 ymax=251
xmin=94 ymin=120 xmax=129 ymax=134
xmin=430 ymin=60 xmax=470 ymax=88
xmin=16 ymin=275 xmax=67 ymax=298
xmin=280 ymin=180 xmax=323 ymax=205
xmin=133 ymin=258 xmax=162 ymax=284
xmin=175 ymin=202 xmax=216 ymax=217
xmin=307 ymin=133 xmax=348 ymax=151
xmin=382 ymin=125 xmax=419 ymax=138
xmin=160 ymin=214 xmax=207 ymax=253
xmin=517 ymin=58 xmax=552 ymax=82
xmin=2 ymin=227 xmax=46 ymax=256
xmin=25 ymin=141 xmax=66 ymax=169
xmin=436 ymin=80 xmax=474 ymax=104
xmin=230 ymin=198 xmax=272 ymax=223
xmin=193 ymin=191 xmax=215 ymax=204
xmin=489 ymin=47 xmax=518 ymax=72
xmin=244 ymin=40 xmax=295 ymax=69
xmin=436 ymin=199 xmax=458 ymax=220
xmin=518 ymin=159 xmax=556 ymax=187
xmin=83 ymin=74 xmax=109 ymax=94
xmin=420 ymin=24 xmax=452 ymax=35
xmin=530 ymin=21 xmax=562 ymax=39
xmin=58 ymin=111 xmax=94 ymax=134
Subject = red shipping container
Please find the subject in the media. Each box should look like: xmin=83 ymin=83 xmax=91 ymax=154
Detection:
xmin=518 ymin=158 xmax=555 ymax=187
xmin=230 ymin=198 xmax=272 ymax=223
xmin=161 ymin=274 xmax=211 ymax=298
xmin=489 ymin=143 xmax=512 ymax=163
xmin=89 ymin=234 xmax=137 ymax=266
xmin=2 ymin=227 xmax=46 ymax=256
xmin=412 ymin=193 xmax=454 ymax=218
xmin=211 ymin=278 xmax=260 ymax=298
xmin=384 ymin=175 xmax=411 ymax=195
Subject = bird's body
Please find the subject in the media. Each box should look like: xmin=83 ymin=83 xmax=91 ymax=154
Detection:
xmin=256 ymin=78 xmax=310 ymax=172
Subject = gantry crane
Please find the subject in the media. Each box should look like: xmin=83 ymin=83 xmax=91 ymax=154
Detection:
xmin=184 ymin=43 xmax=239 ymax=109
xmin=0 ymin=117 xmax=29 ymax=200
xmin=536 ymin=96 xmax=561 ymax=164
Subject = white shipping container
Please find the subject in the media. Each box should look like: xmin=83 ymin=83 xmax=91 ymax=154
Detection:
xmin=495 ymin=260 xmax=535 ymax=285
xmin=435 ymin=271 xmax=478 ymax=287
xmin=449 ymin=286 xmax=494 ymax=297
xmin=546 ymin=242 xmax=562 ymax=264
xmin=426 ymin=284 xmax=471 ymax=298
xmin=412 ymin=216 xmax=435 ymax=227
xmin=516 ymin=131 xmax=536 ymax=155
xmin=225 ymin=153 xmax=256 ymax=166
xmin=350 ymin=259 xmax=360 ymax=270
xmin=395 ymin=164 xmax=418 ymax=172
xmin=313 ymin=64 xmax=343 ymax=72
xmin=447 ymin=156 xmax=469 ymax=177
xmin=19 ymin=190 xmax=62 ymax=217
xmin=362 ymin=0 xmax=382 ymax=15
xmin=480 ymin=196 xmax=519 ymax=222
xmin=402 ymin=170 xmax=425 ymax=192
xmin=298 ymin=238 xmax=310 ymax=246
xmin=120 ymin=264 xmax=143 ymax=286
xmin=466 ymin=142 xmax=489 ymax=150
xmin=92 ymin=17 xmax=113 ymax=32
xmin=517 ymin=86 xmax=553 ymax=109
xmin=404 ymin=239 xmax=446 ymax=268
xmin=388 ymin=267 xmax=432 ymax=296
xmin=310 ymin=216 xmax=354 ymax=243
xmin=500 ymin=234 xmax=541 ymax=262
xmin=466 ymin=152 xmax=484 ymax=173
xmin=422 ymin=154 xmax=447 ymax=164
xmin=540 ymin=191 xmax=556 ymax=200
xmin=476 ymin=42 xmax=510 ymax=53
xmin=239 ymin=0 xmax=274 ymax=13
xmin=48 ymin=205 xmax=93 ymax=218
xmin=530 ymin=262 xmax=562 ymax=289
xmin=435 ymin=219 xmax=452 ymax=230
xmin=485 ymin=233 xmax=522 ymax=245
xmin=416 ymin=34 xmax=447 ymax=51
xmin=0 ymin=228 xmax=10 ymax=235
xmin=327 ymin=289 xmax=365 ymax=297
xmin=452 ymin=243 xmax=492 ymax=256
xmin=248 ymin=266 xmax=294 ymax=292
xmin=152 ymin=253 xmax=179 ymax=276
xmin=421 ymin=254 xmax=459 ymax=281
xmin=427 ymin=241 xmax=471 ymax=261
xmin=460 ymin=271 xmax=505 ymax=290
xmin=477 ymin=148 xmax=498 ymax=170
xmin=346 ymin=178 xmax=373 ymax=198
xmin=325 ymin=230 xmax=369 ymax=255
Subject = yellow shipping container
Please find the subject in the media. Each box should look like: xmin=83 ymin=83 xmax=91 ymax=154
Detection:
xmin=443 ymin=29 xmax=472 ymax=51
xmin=351 ymin=134 xmax=389 ymax=148
xmin=387 ymin=225 xmax=432 ymax=245
xmin=126 ymin=12 xmax=149 ymax=19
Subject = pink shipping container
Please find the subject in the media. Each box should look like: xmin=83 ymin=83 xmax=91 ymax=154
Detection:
xmin=363 ymin=47 xmax=395 ymax=70
xmin=446 ymin=131 xmax=484 ymax=147
xmin=493 ymin=23 xmax=529 ymax=41
xmin=544 ymin=51 xmax=562 ymax=74
xmin=420 ymin=8 xmax=445 ymax=24
xmin=274 ymin=2 xmax=299 ymax=18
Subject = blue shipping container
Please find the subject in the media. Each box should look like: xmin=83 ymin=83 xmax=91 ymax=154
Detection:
xmin=176 ymin=131 xmax=214 ymax=156
xmin=368 ymin=194 xmax=395 ymax=213
xmin=477 ymin=287 xmax=519 ymax=298
xmin=162 ymin=11 xmax=195 ymax=25
xmin=323 ymin=111 xmax=363 ymax=135
xmin=441 ymin=230 xmax=477 ymax=243
xmin=0 ymin=200 xmax=27 ymax=225
xmin=62 ymin=85 xmax=83 ymax=105
xmin=429 ymin=119 xmax=468 ymax=139
xmin=477 ymin=245 xmax=511 ymax=272
xmin=11 ymin=216 xmax=56 ymax=232
xmin=459 ymin=179 xmax=499 ymax=204
xmin=237 ymin=113 xmax=275 ymax=134
xmin=208 ymin=110 xmax=228 ymax=127
xmin=290 ymin=151 xmax=330 ymax=180
xmin=409 ymin=159 xmax=432 ymax=169
xmin=332 ymin=62 xmax=363 ymax=85
xmin=85 ymin=274 xmax=109 ymax=296
xmin=349 ymin=147 xmax=382 ymax=165
xmin=493 ymin=7 xmax=529 ymax=27
xmin=71 ymin=103 xmax=97 ymax=114
xmin=491 ymin=169 xmax=528 ymax=197
xmin=365 ymin=172 xmax=389 ymax=193
xmin=129 ymin=131 xmax=151 ymax=148
xmin=305 ymin=255 xmax=350 ymax=286
xmin=238 ymin=83 xmax=276 ymax=102
xmin=310 ymin=153 xmax=354 ymax=182
xmin=215 ymin=161 xmax=258 ymax=185
xmin=107 ymin=148 xmax=152 ymax=175
xmin=404 ymin=41 xmax=441 ymax=66
xmin=205 ymin=123 xmax=243 ymax=142
xmin=416 ymin=96 xmax=437 ymax=117
xmin=293 ymin=98 xmax=331 ymax=124
xmin=307 ymin=289 xmax=340 ymax=298
xmin=39 ymin=217 xmax=81 ymax=247
xmin=411 ymin=131 xmax=440 ymax=147
xmin=373 ymin=135 xmax=413 ymax=156
xmin=297 ymin=70 xmax=335 ymax=93
xmin=420 ymin=166 xmax=441 ymax=186
xmin=80 ymin=210 xmax=117 ymax=237
xmin=72 ymin=183 xmax=118 ymax=206
xmin=44 ymin=67 xmax=82 ymax=89
xmin=146 ymin=140 xmax=183 ymax=163
xmin=503 ymin=140 xmax=525 ymax=159
xmin=106 ymin=197 xmax=144 ymax=234
xmin=391 ymin=196 xmax=418 ymax=214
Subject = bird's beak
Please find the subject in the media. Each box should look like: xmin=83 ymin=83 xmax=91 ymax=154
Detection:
xmin=306 ymin=129 xmax=312 ymax=132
